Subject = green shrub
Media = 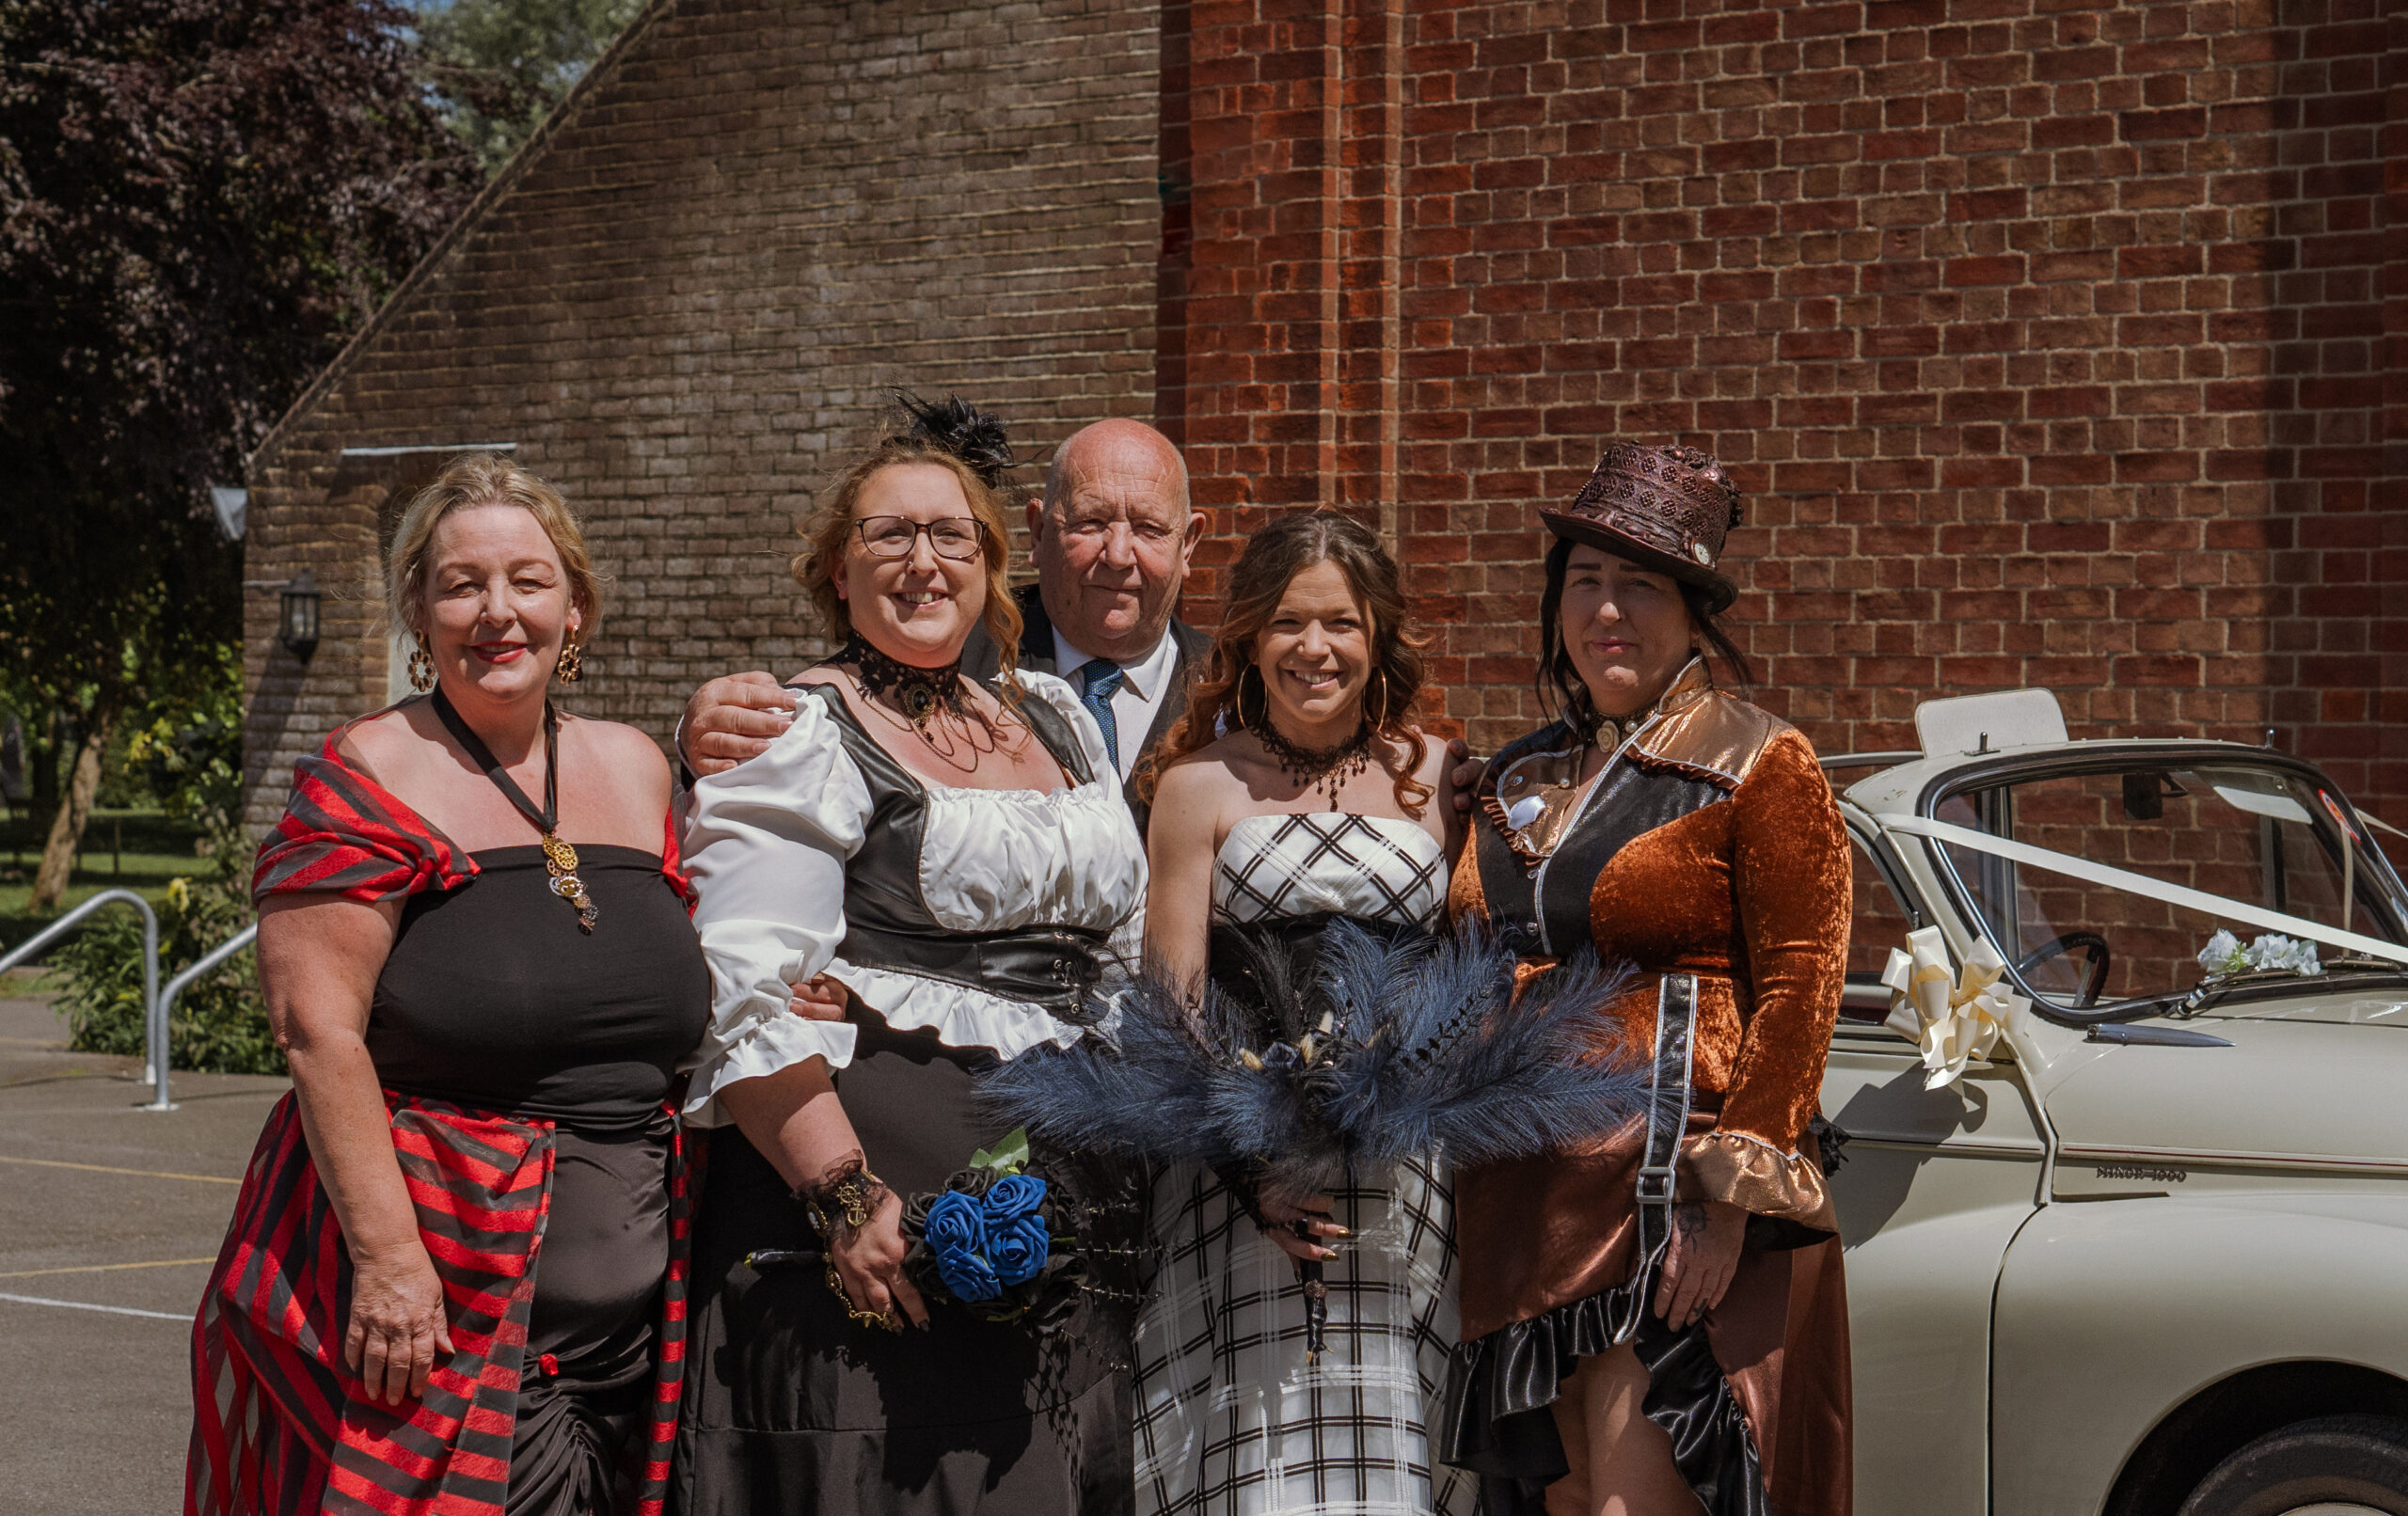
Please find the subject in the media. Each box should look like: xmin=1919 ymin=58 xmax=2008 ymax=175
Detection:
xmin=53 ymin=813 xmax=279 ymax=1075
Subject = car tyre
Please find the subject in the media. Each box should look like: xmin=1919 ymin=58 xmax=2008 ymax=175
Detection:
xmin=2178 ymin=1413 xmax=2408 ymax=1516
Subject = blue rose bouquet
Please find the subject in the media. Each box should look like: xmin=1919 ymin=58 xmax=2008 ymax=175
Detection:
xmin=898 ymin=1129 xmax=1101 ymax=1329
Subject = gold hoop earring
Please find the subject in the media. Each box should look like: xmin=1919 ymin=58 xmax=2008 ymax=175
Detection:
xmin=407 ymin=645 xmax=436 ymax=694
xmin=1237 ymin=666 xmax=1268 ymax=733
xmin=555 ymin=640 xmax=583 ymax=685
xmin=1364 ymin=669 xmax=1387 ymax=731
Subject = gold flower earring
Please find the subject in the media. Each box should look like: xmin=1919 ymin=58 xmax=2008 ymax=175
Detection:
xmin=407 ymin=644 xmax=436 ymax=693
xmin=555 ymin=640 xmax=583 ymax=685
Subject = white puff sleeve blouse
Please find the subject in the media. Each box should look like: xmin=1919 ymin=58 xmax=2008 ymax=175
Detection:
xmin=677 ymin=671 xmax=1147 ymax=1128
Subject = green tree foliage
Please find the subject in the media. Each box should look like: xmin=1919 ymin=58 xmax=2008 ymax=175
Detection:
xmin=415 ymin=0 xmax=644 ymax=175
xmin=0 ymin=0 xmax=480 ymax=906
xmin=54 ymin=813 xmax=278 ymax=1074
xmin=118 ymin=643 xmax=246 ymax=818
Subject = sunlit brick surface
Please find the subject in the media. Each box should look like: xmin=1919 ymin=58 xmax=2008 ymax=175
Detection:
xmin=242 ymin=0 xmax=1161 ymax=827
xmin=245 ymin=0 xmax=2405 ymax=845
xmin=1160 ymin=0 xmax=2403 ymax=827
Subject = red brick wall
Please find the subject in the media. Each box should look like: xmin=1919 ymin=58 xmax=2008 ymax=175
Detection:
xmin=246 ymin=0 xmax=2405 ymax=848
xmin=242 ymin=0 xmax=1162 ymax=826
xmin=1162 ymin=0 xmax=2406 ymax=833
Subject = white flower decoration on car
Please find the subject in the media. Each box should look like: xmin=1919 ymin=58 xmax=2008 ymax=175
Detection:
xmin=2196 ymin=928 xmax=2321 ymax=978
xmin=1881 ymin=926 xmax=2027 ymax=1091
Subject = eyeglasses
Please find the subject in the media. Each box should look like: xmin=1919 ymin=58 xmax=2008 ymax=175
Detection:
xmin=852 ymin=515 xmax=987 ymax=561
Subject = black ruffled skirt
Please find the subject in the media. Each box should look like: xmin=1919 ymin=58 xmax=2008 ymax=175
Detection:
xmin=1439 ymin=1116 xmax=1855 ymax=1516
xmin=672 ymin=1013 xmax=1140 ymax=1516
xmin=1436 ymin=1253 xmax=1766 ymax=1516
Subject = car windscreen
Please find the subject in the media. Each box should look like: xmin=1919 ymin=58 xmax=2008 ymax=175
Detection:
xmin=1926 ymin=761 xmax=2408 ymax=1012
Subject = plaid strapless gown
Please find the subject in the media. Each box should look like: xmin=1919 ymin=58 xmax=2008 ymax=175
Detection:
xmin=1132 ymin=813 xmax=1476 ymax=1516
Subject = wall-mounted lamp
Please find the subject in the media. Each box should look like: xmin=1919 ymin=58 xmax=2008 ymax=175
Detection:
xmin=278 ymin=569 xmax=321 ymax=659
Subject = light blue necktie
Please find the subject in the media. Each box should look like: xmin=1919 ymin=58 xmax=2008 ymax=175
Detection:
xmin=1076 ymin=658 xmax=1124 ymax=774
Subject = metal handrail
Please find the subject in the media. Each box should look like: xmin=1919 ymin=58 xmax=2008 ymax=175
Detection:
xmin=150 ymin=921 xmax=261 ymax=1113
xmin=0 ymin=890 xmax=162 ymax=1106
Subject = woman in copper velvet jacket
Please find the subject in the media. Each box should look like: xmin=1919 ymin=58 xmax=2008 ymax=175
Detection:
xmin=1437 ymin=444 xmax=1853 ymax=1516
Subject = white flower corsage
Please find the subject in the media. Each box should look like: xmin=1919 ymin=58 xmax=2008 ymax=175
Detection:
xmin=2196 ymin=928 xmax=2321 ymax=978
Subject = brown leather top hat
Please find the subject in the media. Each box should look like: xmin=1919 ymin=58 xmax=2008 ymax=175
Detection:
xmin=1541 ymin=443 xmax=1743 ymax=611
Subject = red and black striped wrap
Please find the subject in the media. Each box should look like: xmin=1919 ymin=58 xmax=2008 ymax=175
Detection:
xmin=252 ymin=736 xmax=478 ymax=904
xmin=184 ymin=1092 xmax=694 ymax=1516
xmin=249 ymin=725 xmax=695 ymax=909
xmin=192 ymin=727 xmax=700 ymax=1513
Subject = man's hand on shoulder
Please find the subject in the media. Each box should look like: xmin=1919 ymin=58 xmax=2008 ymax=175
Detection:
xmin=1446 ymin=736 xmax=1485 ymax=814
xmin=681 ymin=671 xmax=796 ymax=777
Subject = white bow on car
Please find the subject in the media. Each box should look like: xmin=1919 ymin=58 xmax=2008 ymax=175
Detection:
xmin=1881 ymin=926 xmax=2028 ymax=1090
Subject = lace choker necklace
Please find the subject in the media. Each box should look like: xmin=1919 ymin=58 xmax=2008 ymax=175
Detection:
xmin=1255 ymin=718 xmax=1374 ymax=810
xmin=840 ymin=634 xmax=968 ymax=729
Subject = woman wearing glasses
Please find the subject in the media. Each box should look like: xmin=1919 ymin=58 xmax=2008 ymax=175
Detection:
xmin=673 ymin=409 xmax=1149 ymax=1515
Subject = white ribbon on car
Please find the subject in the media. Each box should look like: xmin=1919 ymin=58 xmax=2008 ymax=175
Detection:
xmin=1881 ymin=925 xmax=2027 ymax=1089
xmin=1879 ymin=814 xmax=2408 ymax=968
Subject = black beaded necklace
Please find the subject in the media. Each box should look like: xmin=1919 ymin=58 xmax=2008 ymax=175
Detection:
xmin=839 ymin=633 xmax=969 ymax=732
xmin=429 ymin=687 xmax=596 ymax=931
xmin=1255 ymin=718 xmax=1375 ymax=811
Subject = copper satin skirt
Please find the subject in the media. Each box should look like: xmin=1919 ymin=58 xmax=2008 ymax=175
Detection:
xmin=1436 ymin=1115 xmax=1851 ymax=1516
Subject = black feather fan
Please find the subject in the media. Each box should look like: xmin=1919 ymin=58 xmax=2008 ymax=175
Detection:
xmin=978 ymin=920 xmax=1648 ymax=1196
xmin=894 ymin=389 xmax=1019 ymax=491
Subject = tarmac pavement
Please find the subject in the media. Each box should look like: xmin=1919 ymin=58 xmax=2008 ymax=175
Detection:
xmin=0 ymin=966 xmax=288 ymax=1515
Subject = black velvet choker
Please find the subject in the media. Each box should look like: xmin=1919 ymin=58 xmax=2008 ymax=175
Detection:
xmin=839 ymin=633 xmax=969 ymax=729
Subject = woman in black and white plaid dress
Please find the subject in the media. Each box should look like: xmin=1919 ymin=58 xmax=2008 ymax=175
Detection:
xmin=1132 ymin=512 xmax=1477 ymax=1516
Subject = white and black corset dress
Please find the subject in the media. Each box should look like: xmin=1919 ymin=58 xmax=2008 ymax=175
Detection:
xmin=673 ymin=671 xmax=1149 ymax=1516
xmin=1133 ymin=811 xmax=1477 ymax=1516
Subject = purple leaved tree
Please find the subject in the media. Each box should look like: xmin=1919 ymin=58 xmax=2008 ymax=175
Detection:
xmin=0 ymin=0 xmax=479 ymax=907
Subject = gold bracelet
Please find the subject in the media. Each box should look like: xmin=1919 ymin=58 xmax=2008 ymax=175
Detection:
xmin=804 ymin=1165 xmax=899 ymax=1332
xmin=824 ymin=1255 xmax=900 ymax=1332
xmin=829 ymin=1168 xmax=883 ymax=1230
xmin=802 ymin=1167 xmax=886 ymax=1235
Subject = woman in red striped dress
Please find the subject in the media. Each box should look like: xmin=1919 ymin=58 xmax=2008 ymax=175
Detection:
xmin=186 ymin=454 xmax=710 ymax=1516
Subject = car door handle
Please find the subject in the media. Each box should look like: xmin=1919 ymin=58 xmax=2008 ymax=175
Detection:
xmin=2083 ymin=1023 xmax=2233 ymax=1048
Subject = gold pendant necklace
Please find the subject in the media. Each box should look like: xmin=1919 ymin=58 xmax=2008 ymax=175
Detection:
xmin=431 ymin=687 xmax=598 ymax=933
xmin=540 ymin=833 xmax=597 ymax=931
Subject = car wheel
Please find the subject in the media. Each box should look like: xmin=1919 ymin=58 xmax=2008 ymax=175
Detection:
xmin=2178 ymin=1414 xmax=2408 ymax=1516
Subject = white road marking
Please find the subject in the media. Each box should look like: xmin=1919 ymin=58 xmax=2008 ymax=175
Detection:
xmin=0 ymin=1257 xmax=214 ymax=1280
xmin=0 ymin=1290 xmax=187 ymax=1321
xmin=0 ymin=1153 xmax=240 ymax=1184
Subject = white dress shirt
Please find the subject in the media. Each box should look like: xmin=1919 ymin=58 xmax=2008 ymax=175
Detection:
xmin=1053 ymin=624 xmax=1180 ymax=776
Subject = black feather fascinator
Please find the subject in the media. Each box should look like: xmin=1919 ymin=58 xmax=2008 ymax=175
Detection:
xmin=977 ymin=919 xmax=1649 ymax=1198
xmin=894 ymin=389 xmax=1019 ymax=492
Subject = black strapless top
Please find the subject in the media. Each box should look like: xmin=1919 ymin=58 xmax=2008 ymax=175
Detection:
xmin=370 ymin=845 xmax=711 ymax=1133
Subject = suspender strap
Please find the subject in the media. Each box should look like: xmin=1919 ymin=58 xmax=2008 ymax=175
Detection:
xmin=1611 ymin=971 xmax=1699 ymax=1346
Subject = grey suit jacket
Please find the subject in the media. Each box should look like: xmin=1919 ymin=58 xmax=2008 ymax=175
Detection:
xmin=961 ymin=583 xmax=1211 ymax=838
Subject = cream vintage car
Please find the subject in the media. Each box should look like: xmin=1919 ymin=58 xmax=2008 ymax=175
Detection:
xmin=1822 ymin=689 xmax=2408 ymax=1516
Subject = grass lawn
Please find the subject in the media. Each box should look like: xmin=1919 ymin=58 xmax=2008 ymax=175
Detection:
xmin=0 ymin=808 xmax=211 ymax=953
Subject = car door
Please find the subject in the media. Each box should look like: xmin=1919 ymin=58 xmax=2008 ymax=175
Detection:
xmin=1824 ymin=809 xmax=2047 ymax=1516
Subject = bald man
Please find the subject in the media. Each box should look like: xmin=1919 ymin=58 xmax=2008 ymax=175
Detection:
xmin=677 ymin=418 xmax=1210 ymax=832
xmin=972 ymin=419 xmax=1209 ymax=781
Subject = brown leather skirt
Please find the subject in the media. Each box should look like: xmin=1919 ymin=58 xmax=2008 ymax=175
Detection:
xmin=1437 ymin=1113 xmax=1851 ymax=1516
